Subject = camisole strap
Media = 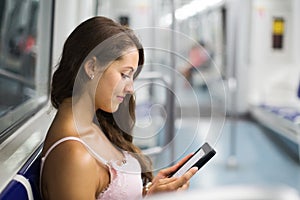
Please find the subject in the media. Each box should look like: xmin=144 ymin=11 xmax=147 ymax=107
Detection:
xmin=41 ymin=136 xmax=108 ymax=165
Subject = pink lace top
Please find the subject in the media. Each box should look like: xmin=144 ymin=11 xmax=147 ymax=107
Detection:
xmin=40 ymin=136 xmax=143 ymax=200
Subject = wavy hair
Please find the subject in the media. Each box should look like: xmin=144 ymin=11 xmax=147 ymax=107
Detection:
xmin=51 ymin=16 xmax=153 ymax=185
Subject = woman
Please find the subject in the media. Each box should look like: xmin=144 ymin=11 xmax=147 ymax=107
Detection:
xmin=40 ymin=16 xmax=198 ymax=200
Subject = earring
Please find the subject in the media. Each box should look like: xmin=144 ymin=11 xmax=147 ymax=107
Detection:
xmin=90 ymin=74 xmax=94 ymax=80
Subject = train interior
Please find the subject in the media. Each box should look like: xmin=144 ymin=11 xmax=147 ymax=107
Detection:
xmin=0 ymin=0 xmax=300 ymax=199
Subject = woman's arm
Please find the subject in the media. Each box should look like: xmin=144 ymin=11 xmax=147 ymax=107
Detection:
xmin=42 ymin=141 xmax=109 ymax=200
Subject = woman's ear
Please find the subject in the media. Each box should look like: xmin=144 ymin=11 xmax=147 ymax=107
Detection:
xmin=84 ymin=56 xmax=97 ymax=80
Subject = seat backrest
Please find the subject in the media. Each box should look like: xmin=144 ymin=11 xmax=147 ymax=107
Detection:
xmin=0 ymin=180 xmax=30 ymax=200
xmin=0 ymin=144 xmax=43 ymax=200
xmin=19 ymin=145 xmax=43 ymax=200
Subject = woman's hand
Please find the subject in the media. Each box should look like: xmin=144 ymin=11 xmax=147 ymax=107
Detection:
xmin=146 ymin=154 xmax=198 ymax=196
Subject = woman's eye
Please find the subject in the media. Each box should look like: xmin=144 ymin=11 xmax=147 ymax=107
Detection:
xmin=121 ymin=73 xmax=131 ymax=79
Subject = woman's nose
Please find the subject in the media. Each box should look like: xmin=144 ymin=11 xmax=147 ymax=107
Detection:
xmin=124 ymin=80 xmax=134 ymax=94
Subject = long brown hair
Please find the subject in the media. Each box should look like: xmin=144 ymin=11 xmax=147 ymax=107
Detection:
xmin=51 ymin=16 xmax=153 ymax=185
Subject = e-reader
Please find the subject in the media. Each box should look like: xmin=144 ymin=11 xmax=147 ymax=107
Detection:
xmin=169 ymin=142 xmax=216 ymax=178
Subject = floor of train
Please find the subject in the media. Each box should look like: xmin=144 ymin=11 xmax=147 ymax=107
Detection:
xmin=150 ymin=117 xmax=300 ymax=193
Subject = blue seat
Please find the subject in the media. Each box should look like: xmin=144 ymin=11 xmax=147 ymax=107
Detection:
xmin=0 ymin=180 xmax=30 ymax=200
xmin=0 ymin=144 xmax=43 ymax=200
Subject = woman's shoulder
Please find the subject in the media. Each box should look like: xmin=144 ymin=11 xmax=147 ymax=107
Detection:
xmin=41 ymin=137 xmax=109 ymax=199
xmin=43 ymin=136 xmax=99 ymax=172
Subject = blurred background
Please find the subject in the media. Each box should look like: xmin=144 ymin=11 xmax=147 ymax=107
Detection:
xmin=0 ymin=0 xmax=300 ymax=199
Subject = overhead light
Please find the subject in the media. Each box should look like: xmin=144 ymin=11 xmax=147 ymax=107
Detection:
xmin=159 ymin=0 xmax=224 ymax=26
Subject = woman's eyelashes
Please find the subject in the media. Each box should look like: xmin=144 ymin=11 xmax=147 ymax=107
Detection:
xmin=121 ymin=72 xmax=131 ymax=80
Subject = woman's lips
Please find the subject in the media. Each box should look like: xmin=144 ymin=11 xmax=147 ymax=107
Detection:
xmin=117 ymin=96 xmax=124 ymax=102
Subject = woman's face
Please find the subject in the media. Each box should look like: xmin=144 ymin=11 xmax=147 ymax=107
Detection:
xmin=95 ymin=49 xmax=139 ymax=112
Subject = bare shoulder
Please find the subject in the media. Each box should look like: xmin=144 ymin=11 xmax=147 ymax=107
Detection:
xmin=42 ymin=140 xmax=109 ymax=199
xmin=47 ymin=139 xmax=97 ymax=171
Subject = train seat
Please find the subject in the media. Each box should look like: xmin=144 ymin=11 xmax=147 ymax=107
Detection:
xmin=0 ymin=144 xmax=43 ymax=200
xmin=0 ymin=180 xmax=30 ymax=200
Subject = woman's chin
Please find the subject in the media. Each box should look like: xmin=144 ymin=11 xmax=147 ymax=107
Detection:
xmin=98 ymin=102 xmax=120 ymax=113
xmin=109 ymin=104 xmax=120 ymax=113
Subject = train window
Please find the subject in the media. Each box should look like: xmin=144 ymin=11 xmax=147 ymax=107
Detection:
xmin=0 ymin=0 xmax=53 ymax=142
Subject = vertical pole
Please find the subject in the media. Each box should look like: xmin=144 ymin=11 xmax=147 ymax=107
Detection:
xmin=166 ymin=0 xmax=176 ymax=164
xmin=227 ymin=78 xmax=238 ymax=168
xmin=228 ymin=14 xmax=238 ymax=167
xmin=226 ymin=0 xmax=239 ymax=168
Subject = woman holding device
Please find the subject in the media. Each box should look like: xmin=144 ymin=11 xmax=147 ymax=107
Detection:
xmin=40 ymin=16 xmax=198 ymax=200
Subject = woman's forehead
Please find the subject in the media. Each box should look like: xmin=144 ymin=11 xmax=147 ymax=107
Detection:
xmin=114 ymin=50 xmax=139 ymax=68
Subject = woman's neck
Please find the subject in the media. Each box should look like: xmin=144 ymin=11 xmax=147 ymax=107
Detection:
xmin=60 ymin=96 xmax=95 ymax=128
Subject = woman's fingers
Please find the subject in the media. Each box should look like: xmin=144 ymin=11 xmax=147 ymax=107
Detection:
xmin=169 ymin=153 xmax=195 ymax=173
xmin=148 ymin=167 xmax=198 ymax=195
xmin=147 ymin=177 xmax=177 ymax=194
xmin=168 ymin=166 xmax=198 ymax=189
xmin=177 ymin=181 xmax=190 ymax=192
xmin=155 ymin=153 xmax=195 ymax=179
xmin=176 ymin=153 xmax=194 ymax=168
xmin=150 ymin=155 xmax=199 ymax=196
xmin=183 ymin=166 xmax=198 ymax=180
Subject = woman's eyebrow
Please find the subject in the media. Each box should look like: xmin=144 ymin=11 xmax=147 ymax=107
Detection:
xmin=124 ymin=66 xmax=135 ymax=73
